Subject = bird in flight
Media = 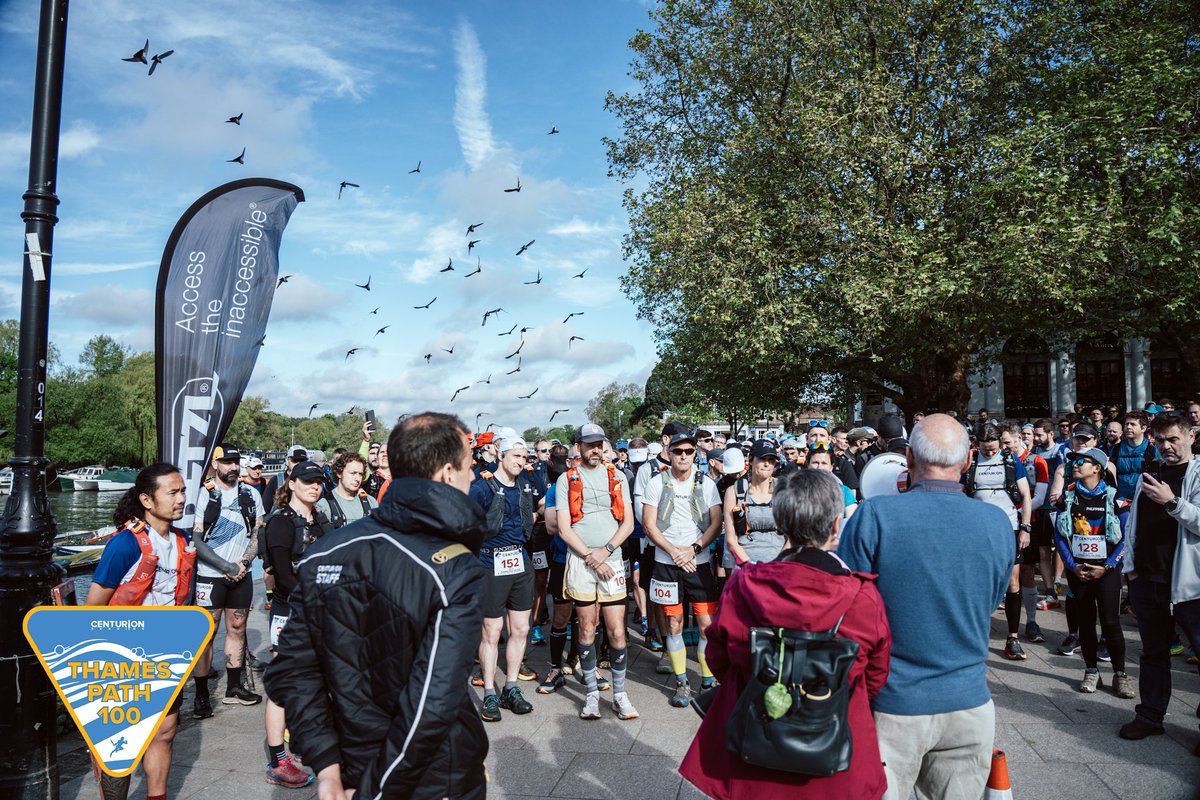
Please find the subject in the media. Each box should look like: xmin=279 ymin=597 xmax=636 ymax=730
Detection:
xmin=409 ymin=160 xmax=421 ymax=174
xmin=475 ymin=412 xmax=488 ymax=429
xmin=345 ymin=348 xmax=359 ymax=360
xmin=520 ymin=326 xmax=534 ymax=335
xmin=550 ymin=409 xmax=570 ymax=422
xmin=276 ymin=275 xmax=291 ymax=288
xmin=519 ymin=387 xmax=539 ymax=400
xmin=414 ymin=296 xmax=436 ymax=309
xmin=450 ymin=385 xmax=470 ymax=402
xmin=465 ymin=260 xmax=482 ymax=277
xmin=505 ymin=341 xmax=524 ymax=359
xmin=563 ymin=312 xmax=584 ymax=323
xmin=375 ymin=326 xmax=389 ymax=336
xmin=440 ymin=258 xmax=454 ymax=273
xmin=477 ymin=374 xmax=492 ymax=385
xmin=466 ymin=222 xmax=483 ymax=235
xmin=148 ymin=49 xmax=174 ymax=76
xmin=573 ymin=268 xmax=589 ymax=279
xmin=547 ymin=126 xmax=559 ymax=135
xmin=308 ymin=403 xmax=321 ymax=418
xmin=338 ymin=181 xmax=359 ymax=199
xmin=516 ymin=240 xmax=535 ymax=256
xmin=226 ymin=113 xmax=242 ymax=125
xmin=227 ymin=147 xmax=245 ymax=164
xmin=423 ymin=353 xmax=432 ymax=363
xmin=569 ymin=336 xmax=585 ymax=348
xmin=442 ymin=344 xmax=456 ymax=355
xmin=524 ymin=271 xmax=542 ymax=286
xmin=122 ymin=40 xmax=149 ymax=64
xmin=254 ymin=335 xmax=266 ymax=347
xmin=369 ymin=307 xmax=379 ymax=315
xmin=504 ymin=178 xmax=522 ymax=193
xmin=355 ymin=275 xmax=371 ymax=291
xmin=481 ymin=307 xmax=504 ymax=327
xmin=467 ymin=239 xmax=480 ymax=254
xmin=506 ymin=359 xmax=522 ymax=375
xmin=498 ymin=324 xmax=517 ymax=337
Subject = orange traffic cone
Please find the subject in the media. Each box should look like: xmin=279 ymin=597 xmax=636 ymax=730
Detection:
xmin=983 ymin=748 xmax=1013 ymax=799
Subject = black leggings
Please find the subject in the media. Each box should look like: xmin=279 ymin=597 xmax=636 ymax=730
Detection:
xmin=1066 ymin=567 xmax=1125 ymax=671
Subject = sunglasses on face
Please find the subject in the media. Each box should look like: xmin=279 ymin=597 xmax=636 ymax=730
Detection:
xmin=808 ymin=420 xmax=830 ymax=429
xmin=699 ymin=437 xmax=714 ymax=442
xmin=1071 ymin=458 xmax=1099 ymax=468
xmin=536 ymin=448 xmax=550 ymax=453
xmin=809 ymin=442 xmax=832 ymax=451
xmin=671 ymin=448 xmax=696 ymax=456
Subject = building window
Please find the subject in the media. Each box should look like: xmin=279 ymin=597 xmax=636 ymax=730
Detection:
xmin=1074 ymin=336 xmax=1126 ymax=409
xmin=1148 ymin=337 xmax=1188 ymax=405
xmin=1003 ymin=334 xmax=1051 ymax=419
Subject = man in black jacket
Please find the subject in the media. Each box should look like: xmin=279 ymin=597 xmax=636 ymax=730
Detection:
xmin=265 ymin=412 xmax=490 ymax=800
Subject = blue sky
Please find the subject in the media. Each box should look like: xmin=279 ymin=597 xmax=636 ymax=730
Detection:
xmin=0 ymin=0 xmax=658 ymax=433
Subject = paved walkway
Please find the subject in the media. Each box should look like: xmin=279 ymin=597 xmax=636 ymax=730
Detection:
xmin=57 ymin=585 xmax=1200 ymax=799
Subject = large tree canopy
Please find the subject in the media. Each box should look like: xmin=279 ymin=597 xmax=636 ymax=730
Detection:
xmin=608 ymin=0 xmax=1200 ymax=416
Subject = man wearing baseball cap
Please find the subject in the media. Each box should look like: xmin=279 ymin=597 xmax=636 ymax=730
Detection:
xmin=555 ymin=423 xmax=637 ymax=721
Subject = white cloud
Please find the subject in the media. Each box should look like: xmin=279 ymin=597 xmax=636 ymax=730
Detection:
xmin=0 ymin=119 xmax=102 ymax=170
xmin=268 ymin=274 xmax=349 ymax=323
xmin=547 ymin=217 xmax=622 ymax=238
xmin=453 ymin=18 xmax=495 ymax=171
xmin=53 ymin=285 xmax=153 ymax=324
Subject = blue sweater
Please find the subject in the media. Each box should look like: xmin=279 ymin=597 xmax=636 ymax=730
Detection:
xmin=838 ymin=479 xmax=1014 ymax=715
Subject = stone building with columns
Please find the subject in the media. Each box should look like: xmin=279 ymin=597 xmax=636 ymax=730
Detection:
xmin=966 ymin=334 xmax=1189 ymax=420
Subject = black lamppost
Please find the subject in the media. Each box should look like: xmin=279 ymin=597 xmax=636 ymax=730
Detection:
xmin=0 ymin=1 xmax=69 ymax=798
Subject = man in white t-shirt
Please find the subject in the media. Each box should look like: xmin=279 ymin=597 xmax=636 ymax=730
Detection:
xmin=641 ymin=430 xmax=722 ymax=709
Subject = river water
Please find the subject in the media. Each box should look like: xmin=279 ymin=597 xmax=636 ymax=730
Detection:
xmin=48 ymin=490 xmax=121 ymax=533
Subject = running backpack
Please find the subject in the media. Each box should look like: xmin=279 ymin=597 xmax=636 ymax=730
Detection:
xmin=964 ymin=450 xmax=1023 ymax=506
xmin=201 ymin=482 xmax=258 ymax=543
xmin=321 ymin=486 xmax=373 ymax=529
xmin=725 ymin=580 xmax=865 ymax=776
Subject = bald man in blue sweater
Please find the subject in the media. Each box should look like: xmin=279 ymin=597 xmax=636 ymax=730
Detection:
xmin=839 ymin=414 xmax=1013 ymax=800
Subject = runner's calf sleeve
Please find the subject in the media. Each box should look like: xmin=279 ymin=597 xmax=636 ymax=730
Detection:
xmin=549 ymin=626 xmax=568 ymax=669
xmin=1004 ymin=591 xmax=1022 ymax=634
xmin=578 ymin=635 xmax=598 ymax=694
xmin=697 ymin=636 xmax=712 ymax=679
xmin=665 ymin=633 xmax=687 ymax=679
xmin=1021 ymin=585 xmax=1038 ymax=625
xmin=610 ymin=645 xmax=628 ymax=694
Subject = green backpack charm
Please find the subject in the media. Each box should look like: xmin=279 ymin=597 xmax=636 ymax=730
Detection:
xmin=763 ymin=628 xmax=792 ymax=719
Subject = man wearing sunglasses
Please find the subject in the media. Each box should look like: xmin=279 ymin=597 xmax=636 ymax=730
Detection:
xmin=808 ymin=420 xmax=861 ymax=495
xmin=642 ymin=430 xmax=722 ymax=709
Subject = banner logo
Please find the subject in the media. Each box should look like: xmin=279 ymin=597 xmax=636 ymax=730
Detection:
xmin=169 ymin=373 xmax=225 ymax=526
xmin=23 ymin=607 xmax=214 ymax=777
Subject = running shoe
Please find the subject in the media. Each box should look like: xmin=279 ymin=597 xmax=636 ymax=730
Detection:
xmin=480 ymin=694 xmax=502 ymax=723
xmin=1025 ymin=622 xmax=1046 ymax=643
xmin=1118 ymin=718 xmax=1164 ymax=740
xmin=645 ymin=630 xmax=664 ymax=652
xmin=500 ymin=686 xmax=533 ymax=715
xmin=1170 ymin=641 xmax=1186 ymax=657
xmin=1097 ymin=641 xmax=1111 ymax=662
xmin=1036 ymin=595 xmax=1061 ymax=611
xmin=537 ymin=667 xmax=565 ymax=695
xmin=1187 ymin=648 xmax=1198 ymax=665
xmin=265 ymin=757 xmax=313 ymax=788
xmin=579 ymin=691 xmax=601 ymax=720
xmin=530 ymin=625 xmax=545 ymax=646
xmin=670 ymin=678 xmax=692 ymax=708
xmin=1113 ymin=672 xmax=1135 ymax=699
xmin=517 ymin=662 xmax=538 ymax=682
xmin=655 ymin=654 xmax=672 ymax=674
xmin=563 ymin=655 xmax=579 ymax=675
xmin=701 ymin=677 xmax=719 ymax=690
xmin=223 ymin=685 xmax=263 ymax=705
xmin=597 ymin=673 xmax=611 ymax=692
xmin=612 ymin=691 xmax=639 ymax=720
xmin=1057 ymin=633 xmax=1080 ymax=656
xmin=1079 ymin=668 xmax=1101 ymax=693
xmin=1004 ymin=636 xmax=1027 ymax=661
xmin=192 ymin=691 xmax=213 ymax=720
xmin=470 ymin=672 xmax=484 ymax=687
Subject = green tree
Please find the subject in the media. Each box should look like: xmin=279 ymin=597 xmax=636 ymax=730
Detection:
xmin=585 ymin=381 xmax=645 ymax=440
xmin=78 ymin=334 xmax=131 ymax=377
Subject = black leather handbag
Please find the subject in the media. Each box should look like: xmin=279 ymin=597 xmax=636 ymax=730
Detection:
xmin=725 ymin=609 xmax=861 ymax=776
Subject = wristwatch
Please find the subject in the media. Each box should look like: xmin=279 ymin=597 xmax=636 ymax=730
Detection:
xmin=604 ymin=543 xmax=616 ymax=555
xmin=1165 ymin=498 xmax=1180 ymax=513
xmin=691 ymin=542 xmax=703 ymax=554
xmin=1018 ymin=523 xmax=1033 ymax=533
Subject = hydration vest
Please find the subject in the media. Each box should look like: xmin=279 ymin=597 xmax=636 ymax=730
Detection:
xmin=259 ymin=505 xmax=331 ymax=571
xmin=480 ymin=470 xmax=538 ymax=538
xmin=109 ymin=518 xmax=196 ymax=607
xmin=964 ymin=449 xmax=1023 ymax=506
xmin=654 ymin=469 xmax=712 ymax=531
xmin=1056 ymin=483 xmax=1124 ymax=552
xmin=567 ymin=463 xmax=626 ymax=524
xmin=321 ymin=486 xmax=373 ymax=529
xmin=201 ymin=480 xmax=258 ymax=543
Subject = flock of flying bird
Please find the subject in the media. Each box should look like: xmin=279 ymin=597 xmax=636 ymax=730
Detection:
xmin=126 ymin=39 xmax=590 ymax=425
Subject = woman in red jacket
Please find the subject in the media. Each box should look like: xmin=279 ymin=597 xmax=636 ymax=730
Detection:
xmin=680 ymin=468 xmax=892 ymax=800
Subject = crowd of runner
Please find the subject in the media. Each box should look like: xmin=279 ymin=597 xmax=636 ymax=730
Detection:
xmin=84 ymin=398 xmax=1200 ymax=799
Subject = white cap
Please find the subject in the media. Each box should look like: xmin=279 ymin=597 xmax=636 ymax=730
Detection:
xmin=495 ymin=426 xmax=519 ymax=441
xmin=497 ymin=438 xmax=528 ymax=455
xmin=722 ymin=448 xmax=746 ymax=474
xmin=647 ymin=442 xmax=663 ymax=456
xmin=627 ymin=447 xmax=649 ymax=462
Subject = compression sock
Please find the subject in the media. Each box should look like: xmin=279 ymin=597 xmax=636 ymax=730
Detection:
xmin=267 ymin=741 xmax=286 ymax=767
xmin=578 ymin=635 xmax=598 ymax=694
xmin=1004 ymin=591 xmax=1022 ymax=635
xmin=1065 ymin=593 xmax=1079 ymax=635
xmin=697 ymin=637 xmax=713 ymax=682
xmin=1022 ymin=585 xmax=1038 ymax=626
xmin=610 ymin=645 xmax=628 ymax=694
xmin=227 ymin=666 xmax=243 ymax=692
xmin=549 ymin=626 xmax=568 ymax=668
xmin=666 ymin=633 xmax=687 ymax=679
xmin=194 ymin=674 xmax=209 ymax=696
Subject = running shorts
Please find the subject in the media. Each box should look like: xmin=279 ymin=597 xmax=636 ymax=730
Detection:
xmin=483 ymin=568 xmax=534 ymax=618
xmin=565 ymin=550 xmax=627 ymax=605
xmin=195 ymin=576 xmax=253 ymax=610
xmin=649 ymin=561 xmax=719 ymax=617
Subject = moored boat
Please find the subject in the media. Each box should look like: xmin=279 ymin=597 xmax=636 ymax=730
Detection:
xmin=94 ymin=467 xmax=137 ymax=492
xmin=61 ymin=465 xmax=103 ymax=491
